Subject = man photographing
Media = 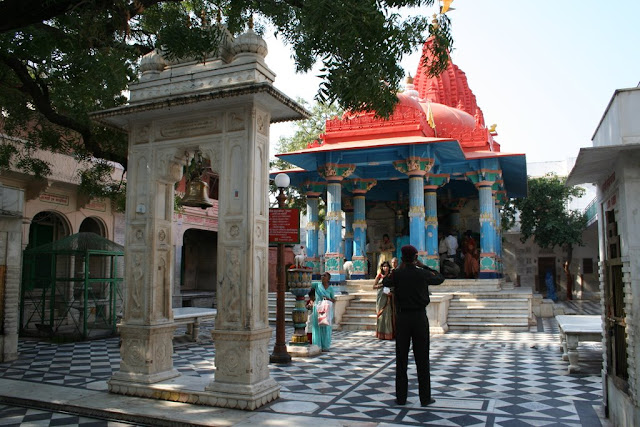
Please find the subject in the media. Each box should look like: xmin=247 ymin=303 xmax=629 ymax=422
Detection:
xmin=384 ymin=245 xmax=445 ymax=407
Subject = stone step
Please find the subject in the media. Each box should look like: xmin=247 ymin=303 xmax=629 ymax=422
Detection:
xmin=447 ymin=315 xmax=530 ymax=324
xmin=341 ymin=322 xmax=377 ymax=331
xmin=342 ymin=313 xmax=377 ymax=322
xmin=447 ymin=322 xmax=531 ymax=331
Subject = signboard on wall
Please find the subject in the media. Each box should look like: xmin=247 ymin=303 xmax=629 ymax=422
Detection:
xmin=269 ymin=208 xmax=300 ymax=244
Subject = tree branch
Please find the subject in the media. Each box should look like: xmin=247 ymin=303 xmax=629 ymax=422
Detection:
xmin=0 ymin=52 xmax=127 ymax=168
xmin=0 ymin=0 xmax=182 ymax=34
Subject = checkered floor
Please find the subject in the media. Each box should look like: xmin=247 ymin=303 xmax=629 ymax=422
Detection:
xmin=0 ymin=316 xmax=607 ymax=426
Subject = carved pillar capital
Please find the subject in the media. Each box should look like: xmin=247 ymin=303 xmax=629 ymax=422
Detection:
xmin=393 ymin=157 xmax=434 ymax=176
xmin=317 ymin=163 xmax=355 ymax=182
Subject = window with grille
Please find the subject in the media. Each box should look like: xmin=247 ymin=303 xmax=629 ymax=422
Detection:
xmin=603 ymin=209 xmax=628 ymax=388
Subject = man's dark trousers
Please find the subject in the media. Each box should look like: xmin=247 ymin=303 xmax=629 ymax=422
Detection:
xmin=395 ymin=309 xmax=431 ymax=405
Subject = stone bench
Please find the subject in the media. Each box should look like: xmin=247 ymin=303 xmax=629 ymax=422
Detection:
xmin=555 ymin=314 xmax=602 ymax=373
xmin=173 ymin=307 xmax=217 ymax=341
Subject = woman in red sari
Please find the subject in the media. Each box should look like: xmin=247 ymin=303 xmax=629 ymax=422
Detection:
xmin=462 ymin=230 xmax=479 ymax=279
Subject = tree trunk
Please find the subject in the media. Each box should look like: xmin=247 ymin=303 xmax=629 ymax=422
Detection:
xmin=564 ymin=244 xmax=573 ymax=300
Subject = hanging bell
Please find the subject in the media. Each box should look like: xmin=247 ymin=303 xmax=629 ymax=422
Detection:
xmin=179 ymin=179 xmax=214 ymax=209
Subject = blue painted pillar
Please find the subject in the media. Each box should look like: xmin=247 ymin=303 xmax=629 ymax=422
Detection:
xmin=302 ymin=182 xmax=326 ymax=278
xmin=494 ymin=201 xmax=502 ymax=277
xmin=423 ymin=174 xmax=448 ymax=270
xmin=318 ymin=163 xmax=355 ymax=284
xmin=343 ymin=178 xmax=377 ymax=280
xmin=393 ymin=157 xmax=434 ymax=264
xmin=477 ymin=182 xmax=497 ymax=278
xmin=325 ymin=181 xmax=342 ymax=277
xmin=344 ymin=209 xmax=354 ymax=261
xmin=408 ymin=176 xmax=426 ymax=255
xmin=424 ymin=186 xmax=439 ymax=270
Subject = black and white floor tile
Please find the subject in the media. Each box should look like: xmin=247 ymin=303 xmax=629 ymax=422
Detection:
xmin=0 ymin=315 xmax=608 ymax=426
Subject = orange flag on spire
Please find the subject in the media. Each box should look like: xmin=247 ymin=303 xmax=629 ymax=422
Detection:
xmin=427 ymin=101 xmax=436 ymax=131
xmin=441 ymin=0 xmax=454 ymax=14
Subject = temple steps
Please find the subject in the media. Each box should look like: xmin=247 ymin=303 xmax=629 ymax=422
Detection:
xmin=267 ymin=286 xmax=533 ymax=332
xmin=446 ymin=291 xmax=532 ymax=331
xmin=267 ymin=293 xmax=297 ymax=325
xmin=341 ymin=290 xmax=378 ymax=331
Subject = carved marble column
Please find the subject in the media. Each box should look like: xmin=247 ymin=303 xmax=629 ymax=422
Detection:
xmin=343 ymin=179 xmax=377 ymax=279
xmin=110 ymin=145 xmax=184 ymax=385
xmin=318 ymin=163 xmax=355 ymax=282
xmin=393 ymin=157 xmax=434 ymax=264
xmin=301 ymin=182 xmax=325 ymax=279
xmin=423 ymin=174 xmax=449 ymax=270
xmin=204 ymin=106 xmax=280 ymax=409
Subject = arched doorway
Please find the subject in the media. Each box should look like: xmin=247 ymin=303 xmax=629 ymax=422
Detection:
xmin=27 ymin=211 xmax=71 ymax=250
xmin=180 ymin=228 xmax=217 ymax=308
xmin=21 ymin=211 xmax=71 ymax=335
xmin=79 ymin=216 xmax=107 ymax=237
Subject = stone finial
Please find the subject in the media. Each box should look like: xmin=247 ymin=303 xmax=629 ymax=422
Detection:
xmin=403 ymin=73 xmax=419 ymax=98
xmin=139 ymin=49 xmax=167 ymax=79
xmin=231 ymin=17 xmax=268 ymax=59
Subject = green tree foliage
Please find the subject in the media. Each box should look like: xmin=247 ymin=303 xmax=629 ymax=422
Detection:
xmin=502 ymin=173 xmax=588 ymax=299
xmin=269 ymin=101 xmax=342 ymax=221
xmin=0 ymin=0 xmax=452 ymax=205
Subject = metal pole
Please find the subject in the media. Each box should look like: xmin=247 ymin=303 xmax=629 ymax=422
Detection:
xmin=270 ymin=187 xmax=292 ymax=364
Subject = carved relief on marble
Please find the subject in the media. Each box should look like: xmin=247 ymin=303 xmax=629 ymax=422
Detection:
xmin=199 ymin=143 xmax=222 ymax=176
xmin=255 ymin=248 xmax=267 ymax=326
xmin=227 ymin=223 xmax=241 ymax=240
xmin=227 ymin=110 xmax=246 ymax=132
xmin=154 ymin=340 xmax=172 ymax=370
xmin=227 ymin=144 xmax=244 ymax=214
xmin=155 ymin=255 xmax=168 ymax=318
xmin=254 ymin=142 xmax=265 ymax=216
xmin=256 ymin=112 xmax=269 ymax=136
xmin=133 ymin=156 xmax=149 ymax=217
xmin=134 ymin=124 xmax=150 ymax=144
xmin=156 ymin=115 xmax=223 ymax=140
xmin=156 ymin=148 xmax=184 ymax=183
xmin=217 ymin=347 xmax=241 ymax=377
xmin=131 ymin=227 xmax=145 ymax=246
xmin=129 ymin=253 xmax=144 ymax=318
xmin=124 ymin=338 xmax=144 ymax=367
xmin=218 ymin=247 xmax=241 ymax=325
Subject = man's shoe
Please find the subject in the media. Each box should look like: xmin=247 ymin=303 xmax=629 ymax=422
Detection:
xmin=421 ymin=398 xmax=436 ymax=407
xmin=395 ymin=399 xmax=406 ymax=406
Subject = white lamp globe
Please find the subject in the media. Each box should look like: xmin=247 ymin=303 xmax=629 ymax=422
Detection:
xmin=274 ymin=173 xmax=290 ymax=189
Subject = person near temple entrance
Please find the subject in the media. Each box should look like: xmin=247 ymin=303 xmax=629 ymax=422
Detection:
xmin=442 ymin=230 xmax=461 ymax=278
xmin=378 ymin=233 xmax=395 ymax=269
xmin=373 ymin=261 xmax=395 ymax=340
xmin=310 ymin=272 xmax=336 ymax=352
xmin=384 ymin=245 xmax=444 ymax=407
xmin=462 ymin=230 xmax=479 ymax=279
xmin=305 ymin=288 xmax=316 ymax=344
xmin=391 ymin=257 xmax=399 ymax=270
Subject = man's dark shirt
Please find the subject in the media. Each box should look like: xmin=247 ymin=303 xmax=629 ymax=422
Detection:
xmin=383 ymin=263 xmax=445 ymax=311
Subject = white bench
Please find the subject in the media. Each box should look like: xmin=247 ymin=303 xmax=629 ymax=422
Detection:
xmin=173 ymin=307 xmax=217 ymax=341
xmin=555 ymin=315 xmax=602 ymax=373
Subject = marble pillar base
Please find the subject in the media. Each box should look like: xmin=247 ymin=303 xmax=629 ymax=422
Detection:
xmin=109 ymin=374 xmax=279 ymax=411
xmin=205 ymin=377 xmax=280 ymax=410
xmin=111 ymin=323 xmax=179 ymax=384
xmin=286 ymin=343 xmax=322 ymax=357
xmin=206 ymin=327 xmax=276 ymax=409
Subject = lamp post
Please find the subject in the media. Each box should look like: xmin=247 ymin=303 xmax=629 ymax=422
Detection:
xmin=270 ymin=173 xmax=292 ymax=364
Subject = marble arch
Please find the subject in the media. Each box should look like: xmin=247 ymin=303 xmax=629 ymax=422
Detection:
xmin=91 ymin=29 xmax=307 ymax=409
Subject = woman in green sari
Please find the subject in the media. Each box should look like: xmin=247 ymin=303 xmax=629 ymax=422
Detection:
xmin=310 ymin=272 xmax=336 ymax=351
xmin=373 ymin=261 xmax=395 ymax=340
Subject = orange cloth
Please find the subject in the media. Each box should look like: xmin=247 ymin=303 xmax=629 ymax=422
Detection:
xmin=462 ymin=237 xmax=479 ymax=278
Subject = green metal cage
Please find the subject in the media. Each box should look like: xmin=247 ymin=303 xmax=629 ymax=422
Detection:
xmin=20 ymin=232 xmax=124 ymax=340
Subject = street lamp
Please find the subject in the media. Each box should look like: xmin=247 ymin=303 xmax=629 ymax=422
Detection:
xmin=270 ymin=173 xmax=292 ymax=364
